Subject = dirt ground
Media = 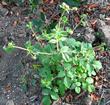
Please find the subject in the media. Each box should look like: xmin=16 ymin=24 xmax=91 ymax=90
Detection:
xmin=0 ymin=5 xmax=42 ymax=105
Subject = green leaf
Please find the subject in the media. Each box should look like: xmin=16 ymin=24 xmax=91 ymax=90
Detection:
xmin=91 ymin=70 xmax=96 ymax=76
xmin=49 ymin=39 xmax=57 ymax=43
xmin=42 ymin=96 xmax=51 ymax=105
xmin=64 ymin=63 xmax=72 ymax=70
xmin=62 ymin=16 xmax=68 ymax=24
xmin=76 ymin=82 xmax=81 ymax=86
xmin=32 ymin=19 xmax=43 ymax=32
xmin=82 ymin=73 xmax=87 ymax=78
xmin=71 ymin=83 xmax=75 ymax=89
xmin=75 ymin=87 xmax=81 ymax=94
xmin=26 ymin=21 xmax=33 ymax=29
xmin=66 ymin=27 xmax=73 ymax=34
xmin=57 ymin=70 xmax=65 ymax=77
xmin=40 ymin=12 xmax=45 ymax=21
xmin=88 ymin=85 xmax=95 ymax=93
xmin=59 ymin=85 xmax=66 ymax=96
xmin=3 ymin=42 xmax=15 ymax=53
xmin=3 ymin=46 xmax=14 ymax=53
xmin=82 ymin=82 xmax=88 ymax=90
xmin=61 ymin=46 xmax=69 ymax=52
xmin=53 ymin=87 xmax=58 ymax=93
xmin=67 ymin=70 xmax=74 ymax=79
xmin=25 ymin=41 xmax=33 ymax=49
xmin=86 ymin=77 xmax=94 ymax=84
xmin=42 ymin=88 xmax=50 ymax=95
xmin=51 ymin=54 xmax=62 ymax=63
xmin=50 ymin=91 xmax=59 ymax=100
xmin=60 ymin=2 xmax=70 ymax=12
xmin=41 ymin=78 xmax=52 ymax=88
xmin=64 ymin=77 xmax=71 ymax=88
xmin=93 ymin=61 xmax=102 ymax=70
xmin=57 ymin=80 xmax=66 ymax=96
xmin=86 ymin=64 xmax=93 ymax=72
xmin=66 ymin=38 xmax=75 ymax=47
xmin=62 ymin=53 xmax=69 ymax=62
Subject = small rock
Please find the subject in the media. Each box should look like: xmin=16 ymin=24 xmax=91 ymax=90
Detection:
xmin=84 ymin=27 xmax=95 ymax=43
xmin=105 ymin=17 xmax=110 ymax=25
xmin=6 ymin=100 xmax=14 ymax=105
xmin=97 ymin=19 xmax=110 ymax=47
xmin=0 ymin=96 xmax=7 ymax=105
xmin=0 ymin=7 xmax=8 ymax=16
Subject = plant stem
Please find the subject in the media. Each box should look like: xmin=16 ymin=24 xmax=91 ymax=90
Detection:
xmin=73 ymin=19 xmax=82 ymax=31
xmin=13 ymin=45 xmax=53 ymax=55
xmin=31 ymin=28 xmax=36 ymax=36
xmin=56 ymin=40 xmax=59 ymax=51
xmin=58 ymin=11 xmax=65 ymax=27
xmin=37 ymin=52 xmax=53 ymax=55
xmin=13 ymin=46 xmax=28 ymax=51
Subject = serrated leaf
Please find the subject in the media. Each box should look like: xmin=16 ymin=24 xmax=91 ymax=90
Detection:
xmin=82 ymin=82 xmax=88 ymax=90
xmin=57 ymin=70 xmax=65 ymax=77
xmin=61 ymin=46 xmax=69 ymax=52
xmin=42 ymin=89 xmax=50 ymax=95
xmin=75 ymin=87 xmax=81 ymax=94
xmin=50 ymin=91 xmax=59 ymax=100
xmin=64 ymin=77 xmax=71 ymax=88
xmin=82 ymin=73 xmax=87 ymax=78
xmin=3 ymin=42 xmax=15 ymax=53
xmin=64 ymin=63 xmax=72 ymax=70
xmin=71 ymin=83 xmax=75 ymax=89
xmin=86 ymin=77 xmax=94 ymax=84
xmin=86 ymin=64 xmax=93 ymax=72
xmin=42 ymin=96 xmax=51 ymax=105
xmin=58 ymin=81 xmax=66 ymax=96
xmin=76 ymin=82 xmax=81 ymax=86
xmin=3 ymin=46 xmax=14 ymax=53
xmin=62 ymin=16 xmax=68 ymax=23
xmin=88 ymin=85 xmax=95 ymax=93
xmin=91 ymin=70 xmax=96 ymax=76
xmin=67 ymin=70 xmax=74 ymax=79
xmin=62 ymin=53 xmax=69 ymax=62
xmin=93 ymin=61 xmax=102 ymax=70
xmin=25 ymin=41 xmax=32 ymax=49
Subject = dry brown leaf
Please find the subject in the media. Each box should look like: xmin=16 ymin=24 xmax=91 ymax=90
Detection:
xmin=89 ymin=19 xmax=97 ymax=29
xmin=5 ymin=84 xmax=12 ymax=92
xmin=87 ymin=3 xmax=99 ymax=9
xmin=105 ymin=17 xmax=110 ymax=25
xmin=2 ymin=1 xmax=8 ymax=6
xmin=90 ymin=93 xmax=100 ymax=101
xmin=100 ymin=8 xmax=107 ymax=13
xmin=74 ymin=16 xmax=80 ymax=24
xmin=13 ymin=20 xmax=18 ymax=27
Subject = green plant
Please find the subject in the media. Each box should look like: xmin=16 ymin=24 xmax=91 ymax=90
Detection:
xmin=4 ymin=3 xmax=102 ymax=105
xmin=29 ymin=0 xmax=40 ymax=11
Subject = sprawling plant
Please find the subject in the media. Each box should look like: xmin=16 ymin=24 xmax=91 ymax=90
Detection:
xmin=4 ymin=3 xmax=102 ymax=105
